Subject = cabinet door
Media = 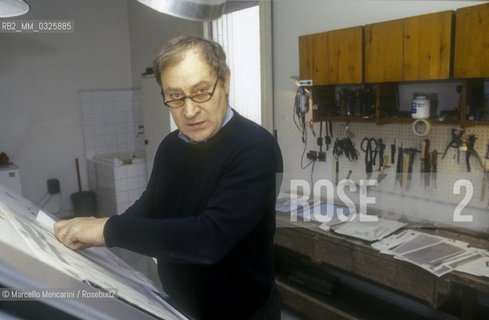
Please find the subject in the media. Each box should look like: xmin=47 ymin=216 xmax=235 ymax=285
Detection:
xmin=299 ymin=34 xmax=314 ymax=81
xmin=299 ymin=33 xmax=328 ymax=85
xmin=327 ymin=26 xmax=363 ymax=84
xmin=454 ymin=3 xmax=489 ymax=78
xmin=404 ymin=11 xmax=453 ymax=81
xmin=365 ymin=19 xmax=404 ymax=83
xmin=312 ymin=32 xmax=328 ymax=85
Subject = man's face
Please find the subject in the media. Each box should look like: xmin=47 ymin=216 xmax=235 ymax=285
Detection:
xmin=160 ymin=49 xmax=230 ymax=143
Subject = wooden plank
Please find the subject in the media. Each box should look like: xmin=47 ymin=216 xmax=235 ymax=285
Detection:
xmin=454 ymin=2 xmax=489 ymax=78
xmin=274 ymin=215 xmax=489 ymax=304
xmin=365 ymin=19 xmax=404 ymax=83
xmin=277 ymin=280 xmax=358 ymax=320
xmin=313 ymin=32 xmax=329 ymax=85
xmin=275 ymin=227 xmax=317 ymax=258
xmin=327 ymin=26 xmax=364 ymax=84
xmin=404 ymin=11 xmax=453 ymax=81
xmin=313 ymin=236 xmax=436 ymax=303
xmin=299 ymin=34 xmax=315 ymax=81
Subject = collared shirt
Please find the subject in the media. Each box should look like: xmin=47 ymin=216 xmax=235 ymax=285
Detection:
xmin=178 ymin=106 xmax=234 ymax=144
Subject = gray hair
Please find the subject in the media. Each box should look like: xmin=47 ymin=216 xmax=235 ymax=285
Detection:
xmin=153 ymin=35 xmax=228 ymax=86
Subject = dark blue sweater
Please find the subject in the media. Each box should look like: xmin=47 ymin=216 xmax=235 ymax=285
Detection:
xmin=104 ymin=112 xmax=283 ymax=319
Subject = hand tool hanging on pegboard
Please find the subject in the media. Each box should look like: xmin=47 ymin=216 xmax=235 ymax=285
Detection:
xmin=466 ymin=134 xmax=484 ymax=172
xmin=377 ymin=155 xmax=389 ymax=184
xmin=421 ymin=139 xmax=430 ymax=188
xmin=442 ymin=129 xmax=464 ymax=164
xmin=431 ymin=150 xmax=437 ymax=189
xmin=406 ymin=149 xmax=416 ymax=191
xmin=396 ymin=145 xmax=404 ymax=187
xmin=378 ymin=139 xmax=386 ymax=171
xmin=361 ymin=137 xmax=378 ymax=179
xmin=391 ymin=140 xmax=396 ymax=165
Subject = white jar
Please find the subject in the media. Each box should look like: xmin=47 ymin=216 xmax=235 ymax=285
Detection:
xmin=411 ymin=95 xmax=430 ymax=119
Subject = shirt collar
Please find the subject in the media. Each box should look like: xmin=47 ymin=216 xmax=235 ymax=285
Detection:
xmin=177 ymin=106 xmax=234 ymax=144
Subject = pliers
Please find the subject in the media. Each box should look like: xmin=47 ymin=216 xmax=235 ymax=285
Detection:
xmin=466 ymin=135 xmax=483 ymax=172
xmin=442 ymin=129 xmax=464 ymax=164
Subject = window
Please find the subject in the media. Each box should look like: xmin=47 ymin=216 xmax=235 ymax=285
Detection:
xmin=205 ymin=2 xmax=273 ymax=130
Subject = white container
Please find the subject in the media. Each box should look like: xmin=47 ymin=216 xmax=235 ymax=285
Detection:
xmin=411 ymin=95 xmax=430 ymax=119
xmin=0 ymin=165 xmax=22 ymax=195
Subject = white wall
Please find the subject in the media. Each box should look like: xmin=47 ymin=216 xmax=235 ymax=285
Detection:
xmin=127 ymin=1 xmax=203 ymax=88
xmin=272 ymin=1 xmax=488 ymax=230
xmin=0 ymin=0 xmax=133 ymax=214
xmin=0 ymin=0 xmax=202 ymax=215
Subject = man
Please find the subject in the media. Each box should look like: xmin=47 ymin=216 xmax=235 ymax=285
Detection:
xmin=55 ymin=36 xmax=283 ymax=319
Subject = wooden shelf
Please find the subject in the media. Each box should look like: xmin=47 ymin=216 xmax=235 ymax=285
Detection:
xmin=313 ymin=115 xmax=375 ymax=123
xmin=377 ymin=117 xmax=460 ymax=125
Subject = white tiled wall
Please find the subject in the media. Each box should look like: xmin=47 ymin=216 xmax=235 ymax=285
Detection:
xmin=114 ymin=161 xmax=147 ymax=214
xmin=80 ymin=89 xmax=144 ymax=158
xmin=88 ymin=159 xmax=147 ymax=216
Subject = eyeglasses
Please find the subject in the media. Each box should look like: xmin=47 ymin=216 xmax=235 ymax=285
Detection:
xmin=162 ymin=78 xmax=219 ymax=109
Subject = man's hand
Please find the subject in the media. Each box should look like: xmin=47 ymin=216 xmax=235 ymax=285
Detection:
xmin=54 ymin=217 xmax=109 ymax=250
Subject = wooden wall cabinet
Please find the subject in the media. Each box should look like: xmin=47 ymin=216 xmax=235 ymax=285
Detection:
xmin=299 ymin=3 xmax=489 ymax=126
xmin=404 ymin=11 xmax=453 ymax=81
xmin=365 ymin=19 xmax=404 ymax=83
xmin=327 ymin=26 xmax=363 ymax=84
xmin=454 ymin=2 xmax=489 ymax=78
xmin=365 ymin=11 xmax=453 ymax=83
xmin=299 ymin=27 xmax=363 ymax=85
xmin=299 ymin=32 xmax=328 ymax=85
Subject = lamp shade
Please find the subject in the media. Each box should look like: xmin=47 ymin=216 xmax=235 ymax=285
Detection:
xmin=137 ymin=0 xmax=226 ymax=21
xmin=0 ymin=0 xmax=30 ymax=18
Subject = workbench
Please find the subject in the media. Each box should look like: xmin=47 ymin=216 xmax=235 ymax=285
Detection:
xmin=274 ymin=214 xmax=489 ymax=320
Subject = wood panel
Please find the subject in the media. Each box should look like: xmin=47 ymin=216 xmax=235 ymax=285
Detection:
xmin=299 ymin=34 xmax=314 ymax=81
xmin=403 ymin=11 xmax=453 ymax=81
xmin=275 ymin=228 xmax=316 ymax=258
xmin=454 ymin=2 xmax=489 ymax=78
xmin=364 ymin=19 xmax=404 ymax=83
xmin=313 ymin=235 xmax=436 ymax=303
xmin=299 ymin=33 xmax=329 ymax=85
xmin=312 ymin=32 xmax=329 ymax=85
xmin=327 ymin=26 xmax=364 ymax=84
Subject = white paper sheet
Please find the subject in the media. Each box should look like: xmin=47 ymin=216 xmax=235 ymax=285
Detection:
xmin=371 ymin=229 xmax=489 ymax=278
xmin=332 ymin=216 xmax=407 ymax=241
xmin=0 ymin=184 xmax=185 ymax=320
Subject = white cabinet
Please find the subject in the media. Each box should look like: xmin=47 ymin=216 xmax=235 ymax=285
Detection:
xmin=0 ymin=165 xmax=22 ymax=195
xmin=140 ymin=75 xmax=173 ymax=179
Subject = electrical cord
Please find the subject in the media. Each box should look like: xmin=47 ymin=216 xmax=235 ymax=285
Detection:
xmin=293 ymin=87 xmax=317 ymax=188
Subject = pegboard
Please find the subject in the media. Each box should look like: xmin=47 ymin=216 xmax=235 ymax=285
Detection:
xmin=329 ymin=121 xmax=489 ymax=211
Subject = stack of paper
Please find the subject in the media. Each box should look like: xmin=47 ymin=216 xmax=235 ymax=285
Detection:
xmin=372 ymin=229 xmax=489 ymax=277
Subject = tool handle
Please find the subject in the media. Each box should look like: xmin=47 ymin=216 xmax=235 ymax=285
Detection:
xmin=381 ymin=155 xmax=388 ymax=171
xmin=403 ymin=153 xmax=410 ymax=188
xmin=366 ymin=160 xmax=372 ymax=174
xmin=391 ymin=144 xmax=396 ymax=164
xmin=75 ymin=158 xmax=82 ymax=192
xmin=431 ymin=151 xmax=437 ymax=172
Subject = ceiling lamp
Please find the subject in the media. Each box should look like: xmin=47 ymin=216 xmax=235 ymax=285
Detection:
xmin=137 ymin=0 xmax=226 ymax=21
xmin=0 ymin=0 xmax=30 ymax=18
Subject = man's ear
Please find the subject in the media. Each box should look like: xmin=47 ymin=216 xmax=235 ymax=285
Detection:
xmin=224 ymin=69 xmax=231 ymax=94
